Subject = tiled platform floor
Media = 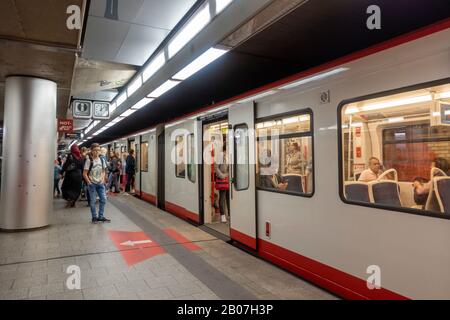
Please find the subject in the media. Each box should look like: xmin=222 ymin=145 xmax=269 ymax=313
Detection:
xmin=0 ymin=194 xmax=337 ymax=300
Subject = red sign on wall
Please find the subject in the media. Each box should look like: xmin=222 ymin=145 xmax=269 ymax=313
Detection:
xmin=58 ymin=119 xmax=73 ymax=133
xmin=356 ymin=146 xmax=362 ymax=158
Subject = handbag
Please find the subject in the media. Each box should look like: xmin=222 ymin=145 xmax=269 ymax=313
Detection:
xmin=215 ymin=177 xmax=229 ymax=191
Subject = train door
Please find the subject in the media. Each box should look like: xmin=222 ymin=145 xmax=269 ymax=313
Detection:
xmin=134 ymin=138 xmax=141 ymax=196
xmin=157 ymin=131 xmax=165 ymax=210
xmin=228 ymin=102 xmax=257 ymax=249
xmin=202 ymin=117 xmax=230 ymax=237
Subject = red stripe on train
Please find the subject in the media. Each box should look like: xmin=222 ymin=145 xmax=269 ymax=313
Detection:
xmin=230 ymin=228 xmax=257 ymax=249
xmin=140 ymin=191 xmax=157 ymax=206
xmin=258 ymin=239 xmax=409 ymax=300
xmin=165 ymin=201 xmax=200 ymax=224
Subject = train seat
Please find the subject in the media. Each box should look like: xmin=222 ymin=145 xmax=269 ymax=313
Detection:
xmin=434 ymin=177 xmax=450 ymax=214
xmin=344 ymin=182 xmax=371 ymax=203
xmin=370 ymin=181 xmax=402 ymax=207
xmin=282 ymin=174 xmax=304 ymax=194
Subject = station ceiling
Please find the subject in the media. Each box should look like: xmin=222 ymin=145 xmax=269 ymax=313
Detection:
xmin=91 ymin=0 xmax=450 ymax=145
xmin=0 ymin=0 xmax=85 ymax=122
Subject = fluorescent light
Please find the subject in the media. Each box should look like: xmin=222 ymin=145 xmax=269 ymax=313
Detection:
xmin=279 ymin=67 xmax=349 ymax=90
xmin=445 ymin=110 xmax=450 ymax=116
xmin=142 ymin=53 xmax=165 ymax=82
xmin=345 ymin=107 xmax=359 ymax=114
xmin=87 ymin=137 xmax=93 ymax=140
xmin=282 ymin=117 xmax=298 ymax=125
xmin=116 ymin=93 xmax=127 ymax=107
xmin=361 ymin=95 xmax=431 ymax=113
xmin=121 ymin=109 xmax=137 ymax=118
xmin=238 ymin=90 xmax=277 ymax=104
xmin=438 ymin=91 xmax=450 ymax=99
xmin=300 ymin=115 xmax=310 ymax=122
xmin=112 ymin=117 xmax=125 ymax=124
xmin=173 ymin=48 xmax=228 ymax=80
xmin=148 ymin=80 xmax=181 ymax=98
xmin=346 ymin=94 xmax=432 ymax=114
xmin=216 ymin=0 xmax=234 ymax=14
xmin=263 ymin=121 xmax=276 ymax=128
xmin=131 ymin=97 xmax=154 ymax=110
xmin=351 ymin=122 xmax=363 ymax=127
xmin=387 ymin=117 xmax=405 ymax=123
xmin=127 ymin=76 xmax=142 ymax=97
xmin=432 ymin=111 xmax=441 ymax=117
xmin=104 ymin=123 xmax=115 ymax=128
xmin=110 ymin=102 xmax=117 ymax=113
xmin=168 ymin=4 xmax=211 ymax=58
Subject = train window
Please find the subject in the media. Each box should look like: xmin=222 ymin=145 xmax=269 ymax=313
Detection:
xmin=187 ymin=133 xmax=196 ymax=183
xmin=340 ymin=81 xmax=450 ymax=216
xmin=234 ymin=124 xmax=249 ymax=191
xmin=256 ymin=111 xmax=314 ymax=196
xmin=175 ymin=135 xmax=186 ymax=178
xmin=140 ymin=142 xmax=148 ymax=172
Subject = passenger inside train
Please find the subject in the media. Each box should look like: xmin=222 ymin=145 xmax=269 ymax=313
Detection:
xmin=203 ymin=120 xmax=230 ymax=235
xmin=256 ymin=112 xmax=314 ymax=195
xmin=341 ymin=82 xmax=450 ymax=214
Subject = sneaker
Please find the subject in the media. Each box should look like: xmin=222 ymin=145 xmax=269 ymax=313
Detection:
xmin=91 ymin=217 xmax=98 ymax=224
xmin=221 ymin=215 xmax=227 ymax=223
xmin=97 ymin=217 xmax=111 ymax=223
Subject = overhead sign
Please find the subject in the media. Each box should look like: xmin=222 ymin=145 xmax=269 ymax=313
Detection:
xmin=58 ymin=119 xmax=73 ymax=133
xmin=93 ymin=101 xmax=110 ymax=120
xmin=65 ymin=132 xmax=81 ymax=139
xmin=108 ymin=230 xmax=165 ymax=266
xmin=72 ymin=100 xmax=92 ymax=119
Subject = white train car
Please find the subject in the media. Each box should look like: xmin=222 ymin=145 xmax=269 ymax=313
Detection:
xmin=110 ymin=23 xmax=450 ymax=299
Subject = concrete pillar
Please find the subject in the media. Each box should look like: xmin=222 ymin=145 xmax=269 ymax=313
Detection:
xmin=0 ymin=76 xmax=57 ymax=230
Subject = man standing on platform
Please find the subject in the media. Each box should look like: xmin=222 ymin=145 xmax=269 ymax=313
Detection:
xmin=83 ymin=143 xmax=111 ymax=224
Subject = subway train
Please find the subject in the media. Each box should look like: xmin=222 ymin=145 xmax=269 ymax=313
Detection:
xmin=101 ymin=24 xmax=450 ymax=299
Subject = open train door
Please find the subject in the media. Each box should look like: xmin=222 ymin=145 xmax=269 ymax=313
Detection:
xmin=228 ymin=102 xmax=257 ymax=250
xmin=134 ymin=139 xmax=141 ymax=197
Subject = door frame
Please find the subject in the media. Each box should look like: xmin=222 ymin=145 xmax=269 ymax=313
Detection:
xmin=228 ymin=102 xmax=258 ymax=250
xmin=157 ymin=130 xmax=165 ymax=210
xmin=199 ymin=113 xmax=229 ymax=229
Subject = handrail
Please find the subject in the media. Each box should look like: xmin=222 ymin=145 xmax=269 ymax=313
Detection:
xmin=377 ymin=168 xmax=398 ymax=182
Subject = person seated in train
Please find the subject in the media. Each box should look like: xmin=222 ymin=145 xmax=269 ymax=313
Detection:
xmin=258 ymin=149 xmax=288 ymax=191
xmin=413 ymin=157 xmax=450 ymax=198
xmin=412 ymin=177 xmax=429 ymax=208
xmin=285 ymin=142 xmax=302 ymax=174
xmin=358 ymin=157 xmax=382 ymax=182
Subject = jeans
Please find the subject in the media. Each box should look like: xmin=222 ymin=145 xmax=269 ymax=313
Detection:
xmin=54 ymin=179 xmax=61 ymax=195
xmin=107 ymin=172 xmax=120 ymax=192
xmin=125 ymin=173 xmax=135 ymax=192
xmin=88 ymin=183 xmax=106 ymax=219
xmin=219 ymin=190 xmax=230 ymax=216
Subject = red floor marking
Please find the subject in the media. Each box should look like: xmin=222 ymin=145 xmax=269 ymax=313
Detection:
xmin=164 ymin=229 xmax=202 ymax=251
xmin=108 ymin=230 xmax=165 ymax=266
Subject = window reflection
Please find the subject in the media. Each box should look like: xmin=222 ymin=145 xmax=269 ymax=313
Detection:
xmin=341 ymin=83 xmax=450 ymax=215
xmin=256 ymin=112 xmax=313 ymax=195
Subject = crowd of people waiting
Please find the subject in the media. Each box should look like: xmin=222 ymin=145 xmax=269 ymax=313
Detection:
xmin=53 ymin=144 xmax=136 ymax=223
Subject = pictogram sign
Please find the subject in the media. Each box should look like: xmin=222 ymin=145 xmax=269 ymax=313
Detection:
xmin=108 ymin=230 xmax=165 ymax=266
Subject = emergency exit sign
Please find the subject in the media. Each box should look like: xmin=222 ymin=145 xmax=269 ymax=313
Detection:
xmin=58 ymin=119 xmax=73 ymax=133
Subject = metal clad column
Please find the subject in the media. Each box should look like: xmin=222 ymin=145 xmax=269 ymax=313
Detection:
xmin=0 ymin=77 xmax=57 ymax=230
